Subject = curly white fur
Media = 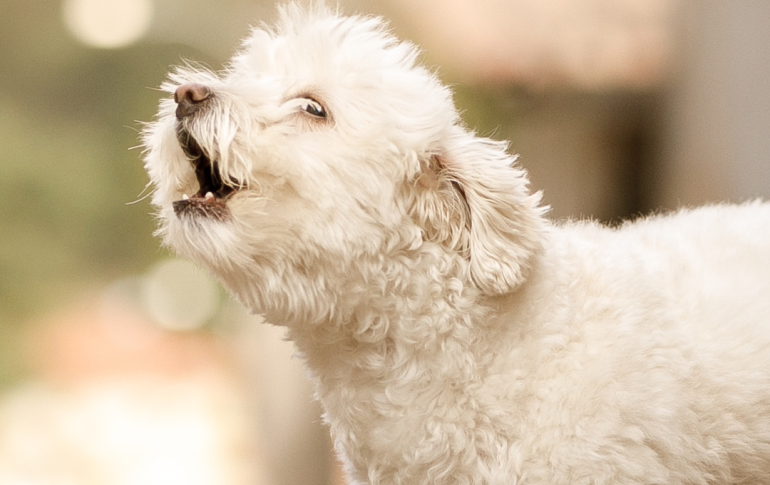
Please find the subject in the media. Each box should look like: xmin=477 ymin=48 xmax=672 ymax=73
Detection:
xmin=142 ymin=4 xmax=770 ymax=484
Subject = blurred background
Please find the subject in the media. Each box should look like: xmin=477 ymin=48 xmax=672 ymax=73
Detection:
xmin=0 ymin=0 xmax=768 ymax=484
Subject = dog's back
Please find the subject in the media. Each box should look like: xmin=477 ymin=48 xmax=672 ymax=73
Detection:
xmin=491 ymin=202 xmax=770 ymax=483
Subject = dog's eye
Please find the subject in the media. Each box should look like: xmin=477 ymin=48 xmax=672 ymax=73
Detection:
xmin=300 ymin=98 xmax=326 ymax=118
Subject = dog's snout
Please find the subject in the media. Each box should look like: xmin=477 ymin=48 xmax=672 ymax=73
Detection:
xmin=174 ymin=83 xmax=212 ymax=119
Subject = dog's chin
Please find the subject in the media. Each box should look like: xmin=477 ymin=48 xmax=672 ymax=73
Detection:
xmin=172 ymin=126 xmax=242 ymax=222
xmin=173 ymin=195 xmax=231 ymax=221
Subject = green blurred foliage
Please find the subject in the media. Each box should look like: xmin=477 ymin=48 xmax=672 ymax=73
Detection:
xmin=0 ymin=0 xmax=224 ymax=385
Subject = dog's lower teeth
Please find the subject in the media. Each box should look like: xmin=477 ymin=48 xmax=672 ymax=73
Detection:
xmin=205 ymin=192 xmax=214 ymax=200
xmin=182 ymin=194 xmax=189 ymax=200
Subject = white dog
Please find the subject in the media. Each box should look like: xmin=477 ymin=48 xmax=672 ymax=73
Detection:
xmin=142 ymin=4 xmax=770 ymax=484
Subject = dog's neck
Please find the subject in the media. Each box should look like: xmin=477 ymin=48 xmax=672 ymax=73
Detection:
xmin=278 ymin=240 xmax=484 ymax=348
xmin=218 ymin=231 xmax=492 ymax=375
xmin=294 ymin=248 xmax=486 ymax=355
xmin=272 ymin=241 xmax=516 ymax=483
xmin=214 ymin=231 xmax=533 ymax=482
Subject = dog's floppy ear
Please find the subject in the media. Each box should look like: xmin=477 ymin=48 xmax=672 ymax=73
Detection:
xmin=410 ymin=128 xmax=546 ymax=295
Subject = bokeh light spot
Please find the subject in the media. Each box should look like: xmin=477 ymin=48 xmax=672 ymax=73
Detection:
xmin=63 ymin=0 xmax=154 ymax=49
xmin=141 ymin=259 xmax=220 ymax=332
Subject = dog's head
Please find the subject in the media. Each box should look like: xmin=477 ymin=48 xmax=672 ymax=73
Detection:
xmin=142 ymin=3 xmax=545 ymax=320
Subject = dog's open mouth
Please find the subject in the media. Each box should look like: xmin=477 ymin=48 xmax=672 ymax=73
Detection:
xmin=172 ymin=128 xmax=241 ymax=221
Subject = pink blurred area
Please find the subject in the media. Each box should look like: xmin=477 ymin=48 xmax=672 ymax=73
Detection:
xmin=0 ymin=294 xmax=269 ymax=485
xmin=392 ymin=0 xmax=675 ymax=89
xmin=29 ymin=298 xmax=225 ymax=382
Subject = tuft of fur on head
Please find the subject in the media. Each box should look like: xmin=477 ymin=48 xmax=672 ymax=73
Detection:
xmin=142 ymin=2 xmax=546 ymax=322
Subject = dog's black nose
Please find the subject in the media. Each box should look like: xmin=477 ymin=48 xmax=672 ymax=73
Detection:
xmin=174 ymin=83 xmax=212 ymax=119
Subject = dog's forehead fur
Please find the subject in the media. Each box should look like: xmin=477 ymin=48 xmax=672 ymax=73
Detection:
xmin=238 ymin=7 xmax=418 ymax=83
xmin=228 ymin=5 xmax=456 ymax=149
